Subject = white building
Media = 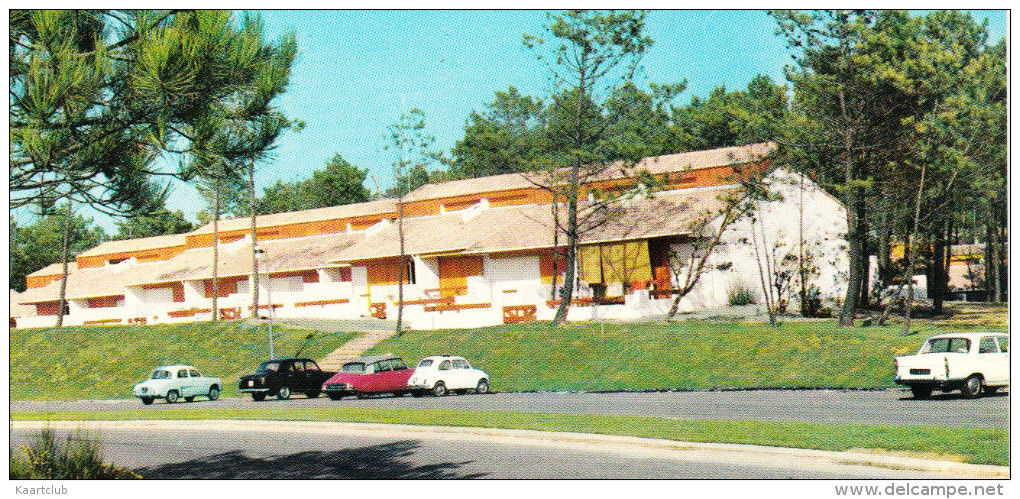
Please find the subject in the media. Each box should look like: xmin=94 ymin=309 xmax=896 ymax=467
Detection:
xmin=13 ymin=143 xmax=849 ymax=330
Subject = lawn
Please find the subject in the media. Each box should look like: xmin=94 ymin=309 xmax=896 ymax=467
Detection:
xmin=9 ymin=322 xmax=356 ymax=401
xmin=10 ymin=407 xmax=1008 ymax=466
xmin=363 ymin=320 xmax=1007 ymax=392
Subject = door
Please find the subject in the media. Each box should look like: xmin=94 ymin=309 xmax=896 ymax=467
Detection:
xmin=978 ymin=336 xmax=1008 ymax=383
xmin=439 ymin=256 xmax=483 ymax=297
xmin=449 ymin=359 xmax=473 ymax=389
xmin=175 ymin=368 xmax=195 ymax=397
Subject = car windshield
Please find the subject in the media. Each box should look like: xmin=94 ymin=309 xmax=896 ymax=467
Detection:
xmin=417 ymin=359 xmax=433 ymax=368
xmin=151 ymin=370 xmax=171 ymax=379
xmin=256 ymin=361 xmax=280 ymax=373
xmin=920 ymin=337 xmax=971 ymax=354
xmin=342 ymin=362 xmax=366 ymax=373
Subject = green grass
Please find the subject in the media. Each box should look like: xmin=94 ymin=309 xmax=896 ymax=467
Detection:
xmin=364 ymin=321 xmax=1007 ymax=392
xmin=11 ymin=407 xmax=1008 ymax=466
xmin=9 ymin=322 xmax=357 ymax=401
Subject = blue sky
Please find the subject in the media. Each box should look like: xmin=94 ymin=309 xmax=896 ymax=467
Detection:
xmin=24 ymin=9 xmax=1009 ymax=232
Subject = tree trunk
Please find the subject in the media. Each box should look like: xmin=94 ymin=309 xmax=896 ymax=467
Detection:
xmin=212 ymin=177 xmax=220 ymax=321
xmin=902 ymin=162 xmax=926 ymax=335
xmin=250 ymin=163 xmax=259 ymax=318
xmin=837 ymin=89 xmax=863 ymax=327
xmin=553 ymin=164 xmax=580 ymax=325
xmin=984 ymin=222 xmax=997 ymax=303
xmin=927 ymin=220 xmax=949 ymax=315
xmin=56 ymin=201 xmax=72 ymax=327
xmin=396 ymin=193 xmax=405 ymax=335
xmin=549 ymin=189 xmax=560 ymax=301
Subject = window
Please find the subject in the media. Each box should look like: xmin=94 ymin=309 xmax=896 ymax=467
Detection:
xmin=439 ymin=360 xmax=452 ymax=371
xmin=189 ymin=369 xmax=201 ymax=377
xmin=979 ymin=337 xmax=999 ymax=354
xmin=342 ymin=363 xmax=366 ymax=374
xmin=305 ymin=361 xmax=320 ymax=372
xmin=177 ymin=369 xmax=189 ymax=378
xmin=376 ymin=360 xmax=392 ymax=372
xmin=391 ymin=359 xmax=408 ymax=370
xmin=417 ymin=359 xmax=433 ymax=368
xmin=257 ymin=362 xmax=280 ymax=373
xmin=921 ymin=338 xmax=970 ymax=354
xmin=996 ymin=337 xmax=1008 ymax=353
xmin=292 ymin=362 xmax=304 ymax=372
xmin=405 ymin=259 xmax=416 ymax=285
xmin=151 ymin=370 xmax=171 ymax=380
xmin=453 ymin=359 xmax=469 ymax=369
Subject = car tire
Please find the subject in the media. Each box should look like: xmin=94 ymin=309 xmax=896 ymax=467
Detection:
xmin=165 ymin=390 xmax=179 ymax=404
xmin=208 ymin=386 xmax=220 ymax=401
xmin=961 ymin=375 xmax=983 ymax=399
xmin=432 ymin=382 xmax=447 ymax=397
xmin=476 ymin=379 xmax=490 ymax=394
xmin=276 ymin=386 xmax=291 ymax=400
xmin=910 ymin=386 xmax=932 ymax=399
xmin=306 ymin=390 xmax=320 ymax=399
xmin=141 ymin=397 xmax=154 ymax=405
xmin=327 ymin=392 xmax=344 ymax=401
xmin=252 ymin=392 xmax=266 ymax=402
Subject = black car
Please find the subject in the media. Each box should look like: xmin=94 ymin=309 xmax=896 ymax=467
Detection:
xmin=238 ymin=358 xmax=335 ymax=401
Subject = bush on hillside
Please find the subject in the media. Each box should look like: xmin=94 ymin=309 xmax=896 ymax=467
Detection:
xmin=10 ymin=429 xmax=140 ymax=479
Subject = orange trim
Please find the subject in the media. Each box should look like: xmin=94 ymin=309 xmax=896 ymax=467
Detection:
xmin=84 ymin=318 xmax=122 ymax=325
xmin=423 ymin=302 xmax=492 ymax=312
xmin=293 ymin=298 xmax=349 ymax=307
xmin=503 ymin=305 xmax=537 ymax=323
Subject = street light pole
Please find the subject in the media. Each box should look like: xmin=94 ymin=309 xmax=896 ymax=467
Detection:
xmin=255 ymin=248 xmax=274 ymax=359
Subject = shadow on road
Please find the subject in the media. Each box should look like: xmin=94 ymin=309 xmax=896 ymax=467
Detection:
xmin=897 ymin=390 xmax=1009 ymax=401
xmin=134 ymin=440 xmax=487 ymax=479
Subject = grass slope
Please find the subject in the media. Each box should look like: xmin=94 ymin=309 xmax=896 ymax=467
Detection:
xmin=11 ymin=407 xmax=1008 ymax=466
xmin=364 ymin=321 xmax=1007 ymax=392
xmin=9 ymin=322 xmax=356 ymax=401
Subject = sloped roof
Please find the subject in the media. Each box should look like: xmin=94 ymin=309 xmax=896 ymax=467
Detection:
xmin=77 ymin=233 xmax=186 ymax=258
xmin=190 ymin=198 xmax=397 ymax=235
xmin=10 ymin=290 xmax=36 ymax=316
xmin=402 ymin=142 xmax=775 ymax=203
xmin=26 ymin=261 xmax=78 ymax=278
xmin=336 ymin=185 xmax=741 ymax=261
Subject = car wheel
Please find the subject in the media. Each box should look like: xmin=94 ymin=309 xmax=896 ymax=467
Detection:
xmin=985 ymin=386 xmax=999 ymax=395
xmin=252 ymin=392 xmax=266 ymax=402
xmin=165 ymin=390 xmax=180 ymax=404
xmin=306 ymin=390 xmax=320 ymax=399
xmin=961 ymin=375 xmax=983 ymax=399
xmin=185 ymin=396 xmax=195 ymax=402
xmin=276 ymin=386 xmax=291 ymax=400
xmin=208 ymin=386 xmax=220 ymax=401
xmin=432 ymin=382 xmax=447 ymax=397
xmin=327 ymin=392 xmax=344 ymax=401
xmin=910 ymin=386 xmax=931 ymax=399
xmin=476 ymin=379 xmax=490 ymax=394
xmin=141 ymin=397 xmax=154 ymax=405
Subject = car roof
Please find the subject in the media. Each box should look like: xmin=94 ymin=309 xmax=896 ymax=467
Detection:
xmin=926 ymin=332 xmax=1007 ymax=340
xmin=154 ymin=364 xmax=196 ymax=371
xmin=420 ymin=355 xmax=465 ymax=362
xmin=264 ymin=357 xmax=313 ymax=363
xmin=346 ymin=355 xmax=402 ymax=365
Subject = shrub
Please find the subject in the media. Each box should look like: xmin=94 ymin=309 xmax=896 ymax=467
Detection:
xmin=728 ymin=287 xmax=756 ymax=306
xmin=10 ymin=429 xmax=140 ymax=479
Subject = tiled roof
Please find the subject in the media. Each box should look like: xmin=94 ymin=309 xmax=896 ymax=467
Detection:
xmin=190 ymin=198 xmax=397 ymax=235
xmin=77 ymin=233 xmax=186 ymax=258
xmin=10 ymin=290 xmax=36 ymax=316
xmin=25 ymin=261 xmax=78 ymax=278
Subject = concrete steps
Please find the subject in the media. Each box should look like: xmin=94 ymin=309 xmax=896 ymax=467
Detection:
xmin=317 ymin=329 xmax=399 ymax=371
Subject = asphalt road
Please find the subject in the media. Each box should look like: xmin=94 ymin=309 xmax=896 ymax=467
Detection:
xmin=11 ymin=389 xmax=1010 ymax=428
xmin=11 ymin=421 xmax=986 ymax=479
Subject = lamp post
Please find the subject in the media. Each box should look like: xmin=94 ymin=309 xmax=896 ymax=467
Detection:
xmin=255 ymin=248 xmax=274 ymax=359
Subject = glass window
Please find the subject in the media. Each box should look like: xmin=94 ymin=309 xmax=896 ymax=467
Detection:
xmin=979 ymin=337 xmax=999 ymax=354
xmin=453 ymin=359 xmax=469 ymax=369
xmin=996 ymin=336 xmax=1008 ymax=353
xmin=257 ymin=361 xmax=280 ymax=373
xmin=293 ymin=362 xmax=304 ymax=372
xmin=921 ymin=338 xmax=970 ymax=354
xmin=342 ymin=362 xmax=366 ymax=373
xmin=177 ymin=369 xmax=189 ymax=378
xmin=391 ymin=359 xmax=408 ymax=370
xmin=417 ymin=359 xmax=433 ymax=368
xmin=950 ymin=338 xmax=971 ymax=353
xmin=305 ymin=361 xmax=320 ymax=371
xmin=151 ymin=370 xmax=171 ymax=380
xmin=189 ymin=369 xmax=201 ymax=377
xmin=439 ymin=360 xmax=452 ymax=371
xmin=376 ymin=360 xmax=392 ymax=372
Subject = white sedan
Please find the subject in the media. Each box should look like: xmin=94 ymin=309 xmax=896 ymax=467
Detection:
xmin=132 ymin=365 xmax=223 ymax=405
xmin=408 ymin=355 xmax=490 ymax=397
xmin=894 ymin=332 xmax=1009 ymax=398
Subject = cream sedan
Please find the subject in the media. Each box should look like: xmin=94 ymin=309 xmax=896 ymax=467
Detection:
xmin=133 ymin=365 xmax=223 ymax=405
xmin=408 ymin=355 xmax=490 ymax=397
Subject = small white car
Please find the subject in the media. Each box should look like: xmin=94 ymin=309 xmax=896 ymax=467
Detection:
xmin=408 ymin=356 xmax=490 ymax=397
xmin=133 ymin=365 xmax=223 ymax=405
xmin=894 ymin=332 xmax=1009 ymax=399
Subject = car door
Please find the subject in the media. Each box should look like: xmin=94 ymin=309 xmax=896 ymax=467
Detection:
xmin=303 ymin=360 xmax=324 ymax=390
xmin=175 ymin=368 xmax=194 ymax=397
xmin=450 ymin=359 xmax=472 ymax=389
xmin=372 ymin=360 xmax=393 ymax=392
xmin=277 ymin=360 xmax=296 ymax=390
xmin=189 ymin=368 xmax=208 ymax=394
xmin=978 ymin=336 xmax=1008 ymax=383
xmin=291 ymin=360 xmax=308 ymax=391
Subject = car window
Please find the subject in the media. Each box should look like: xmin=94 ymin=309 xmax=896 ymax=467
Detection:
xmin=417 ymin=359 xmax=433 ymax=368
xmin=305 ymin=361 xmax=320 ymax=371
xmin=189 ymin=369 xmax=201 ymax=377
xmin=439 ymin=360 xmax=452 ymax=371
xmin=996 ymin=337 xmax=1008 ymax=353
xmin=979 ymin=337 xmax=999 ymax=354
xmin=293 ymin=362 xmax=304 ymax=372
xmin=177 ymin=369 xmax=189 ymax=378
xmin=950 ymin=338 xmax=971 ymax=353
xmin=391 ymin=359 xmax=408 ymax=370
xmin=151 ymin=370 xmax=171 ymax=380
xmin=453 ymin=359 xmax=469 ymax=369
xmin=342 ymin=362 xmax=366 ymax=374
xmin=376 ymin=360 xmax=392 ymax=372
xmin=921 ymin=338 xmax=970 ymax=354
xmin=258 ymin=362 xmax=279 ymax=373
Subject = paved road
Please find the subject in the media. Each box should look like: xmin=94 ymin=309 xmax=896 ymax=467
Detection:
xmin=12 ymin=389 xmax=1009 ymax=428
xmin=13 ymin=421 xmax=995 ymax=479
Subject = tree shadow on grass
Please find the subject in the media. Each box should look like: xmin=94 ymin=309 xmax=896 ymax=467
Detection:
xmin=134 ymin=440 xmax=487 ymax=479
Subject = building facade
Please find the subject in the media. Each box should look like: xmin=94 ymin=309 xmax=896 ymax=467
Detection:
xmin=13 ymin=143 xmax=851 ymax=330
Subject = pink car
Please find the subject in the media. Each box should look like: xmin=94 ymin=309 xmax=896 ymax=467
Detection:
xmin=322 ymin=355 xmax=414 ymax=400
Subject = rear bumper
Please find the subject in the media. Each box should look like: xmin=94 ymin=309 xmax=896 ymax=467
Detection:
xmin=237 ymin=387 xmax=271 ymax=393
xmin=894 ymin=376 xmax=964 ymax=390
